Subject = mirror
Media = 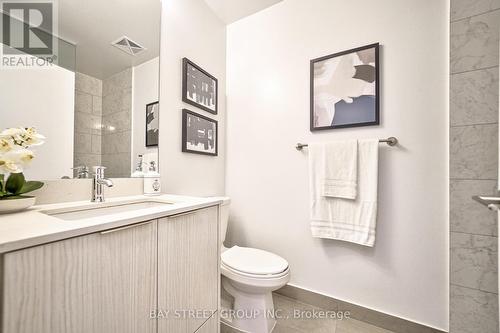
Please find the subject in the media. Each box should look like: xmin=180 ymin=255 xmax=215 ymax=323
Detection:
xmin=0 ymin=0 xmax=161 ymax=179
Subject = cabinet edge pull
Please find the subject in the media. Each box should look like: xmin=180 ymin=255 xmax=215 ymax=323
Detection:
xmin=167 ymin=205 xmax=219 ymax=219
xmin=100 ymin=221 xmax=153 ymax=235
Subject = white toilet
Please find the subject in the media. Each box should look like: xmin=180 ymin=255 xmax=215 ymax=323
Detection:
xmin=218 ymin=197 xmax=290 ymax=333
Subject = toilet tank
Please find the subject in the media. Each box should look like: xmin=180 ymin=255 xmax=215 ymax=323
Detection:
xmin=214 ymin=197 xmax=231 ymax=246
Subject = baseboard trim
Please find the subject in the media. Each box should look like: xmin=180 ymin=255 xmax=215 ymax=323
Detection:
xmin=275 ymin=285 xmax=446 ymax=333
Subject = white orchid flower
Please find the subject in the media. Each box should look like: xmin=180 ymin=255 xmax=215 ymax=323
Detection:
xmin=13 ymin=149 xmax=35 ymax=164
xmin=0 ymin=156 xmax=23 ymax=173
xmin=0 ymin=128 xmax=24 ymax=138
xmin=0 ymin=128 xmax=25 ymax=146
xmin=0 ymin=149 xmax=35 ymax=173
xmin=22 ymin=128 xmax=45 ymax=146
xmin=0 ymin=139 xmax=13 ymax=152
xmin=0 ymin=127 xmax=45 ymax=147
xmin=0 ymin=128 xmax=44 ymax=176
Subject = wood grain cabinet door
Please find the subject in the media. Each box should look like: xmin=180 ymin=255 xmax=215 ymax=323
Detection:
xmin=1 ymin=220 xmax=157 ymax=333
xmin=158 ymin=206 xmax=219 ymax=333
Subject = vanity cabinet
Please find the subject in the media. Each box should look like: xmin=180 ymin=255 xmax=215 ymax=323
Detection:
xmin=1 ymin=219 xmax=157 ymax=333
xmin=0 ymin=205 xmax=220 ymax=333
xmin=158 ymin=206 xmax=219 ymax=333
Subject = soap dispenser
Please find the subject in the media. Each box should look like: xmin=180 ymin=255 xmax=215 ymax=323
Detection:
xmin=144 ymin=161 xmax=161 ymax=195
xmin=132 ymin=154 xmax=145 ymax=178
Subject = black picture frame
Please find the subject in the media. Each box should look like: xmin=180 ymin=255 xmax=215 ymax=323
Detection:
xmin=310 ymin=43 xmax=380 ymax=131
xmin=145 ymin=101 xmax=159 ymax=147
xmin=182 ymin=109 xmax=218 ymax=156
xmin=182 ymin=58 xmax=218 ymax=115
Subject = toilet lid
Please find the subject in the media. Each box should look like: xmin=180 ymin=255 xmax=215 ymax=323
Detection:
xmin=221 ymin=246 xmax=289 ymax=275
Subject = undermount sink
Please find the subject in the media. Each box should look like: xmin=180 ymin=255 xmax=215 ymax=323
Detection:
xmin=42 ymin=201 xmax=172 ymax=221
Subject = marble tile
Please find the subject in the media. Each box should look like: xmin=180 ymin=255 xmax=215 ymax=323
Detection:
xmin=74 ymin=133 xmax=91 ymax=154
xmin=121 ymin=88 xmax=132 ymax=112
xmin=102 ymin=153 xmax=131 ymax=178
xmin=102 ymin=68 xmax=132 ymax=97
xmin=75 ymin=112 xmax=102 ymax=135
xmin=74 ymin=153 xmax=101 ymax=170
xmin=273 ymin=294 xmax=337 ymax=333
xmin=102 ymin=131 xmax=131 ymax=154
xmin=92 ymin=95 xmax=102 ymax=115
xmin=102 ymin=94 xmax=117 ymax=115
xmin=451 ymin=232 xmax=498 ymax=293
xmin=272 ymin=324 xmax=305 ymax=333
xmin=450 ymin=67 xmax=499 ymax=126
xmin=91 ymin=135 xmax=101 ymax=154
xmin=336 ymin=300 xmax=443 ymax=333
xmin=102 ymin=109 xmax=131 ymax=134
xmin=75 ymin=72 xmax=102 ymax=96
xmin=221 ymin=322 xmax=305 ymax=333
xmin=451 ymin=0 xmax=500 ymax=21
xmin=450 ymin=10 xmax=500 ymax=73
xmin=450 ymin=180 xmax=498 ymax=236
xmin=275 ymin=287 xmax=443 ymax=333
xmin=450 ymin=285 xmax=498 ymax=333
xmin=102 ymin=88 xmax=132 ymax=116
xmin=220 ymin=323 xmax=241 ymax=333
xmin=75 ymin=91 xmax=92 ymax=114
xmin=450 ymin=124 xmax=498 ymax=179
xmin=74 ymin=111 xmax=90 ymax=134
xmin=336 ymin=318 xmax=394 ymax=333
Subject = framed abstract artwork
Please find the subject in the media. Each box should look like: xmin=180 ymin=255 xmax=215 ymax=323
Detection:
xmin=310 ymin=43 xmax=380 ymax=131
xmin=182 ymin=58 xmax=218 ymax=114
xmin=146 ymin=101 xmax=159 ymax=147
xmin=182 ymin=109 xmax=218 ymax=156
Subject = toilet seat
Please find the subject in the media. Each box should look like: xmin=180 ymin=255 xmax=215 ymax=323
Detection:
xmin=221 ymin=261 xmax=290 ymax=291
xmin=222 ymin=261 xmax=290 ymax=279
xmin=221 ymin=246 xmax=289 ymax=276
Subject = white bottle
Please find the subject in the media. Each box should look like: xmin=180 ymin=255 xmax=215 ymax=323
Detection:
xmin=132 ymin=154 xmax=145 ymax=178
xmin=144 ymin=161 xmax=161 ymax=196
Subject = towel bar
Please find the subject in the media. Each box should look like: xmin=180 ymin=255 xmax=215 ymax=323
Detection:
xmin=295 ymin=137 xmax=398 ymax=151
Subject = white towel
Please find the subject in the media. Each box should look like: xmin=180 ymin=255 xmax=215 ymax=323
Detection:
xmin=322 ymin=140 xmax=358 ymax=199
xmin=308 ymin=139 xmax=379 ymax=247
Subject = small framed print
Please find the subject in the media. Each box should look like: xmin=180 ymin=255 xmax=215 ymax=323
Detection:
xmin=146 ymin=101 xmax=159 ymax=147
xmin=182 ymin=58 xmax=218 ymax=114
xmin=310 ymin=43 xmax=380 ymax=131
xmin=182 ymin=109 xmax=218 ymax=156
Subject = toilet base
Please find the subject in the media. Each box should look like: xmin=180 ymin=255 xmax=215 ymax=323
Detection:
xmin=221 ymin=277 xmax=279 ymax=333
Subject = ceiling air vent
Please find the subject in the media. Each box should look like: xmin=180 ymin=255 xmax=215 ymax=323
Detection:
xmin=111 ymin=36 xmax=146 ymax=56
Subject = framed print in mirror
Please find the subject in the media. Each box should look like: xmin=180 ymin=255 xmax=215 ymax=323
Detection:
xmin=310 ymin=43 xmax=379 ymax=131
xmin=146 ymin=101 xmax=159 ymax=147
xmin=182 ymin=58 xmax=218 ymax=114
xmin=182 ymin=109 xmax=218 ymax=156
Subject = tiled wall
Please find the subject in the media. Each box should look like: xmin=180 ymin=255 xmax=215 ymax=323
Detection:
xmin=450 ymin=1 xmax=500 ymax=332
xmin=74 ymin=72 xmax=103 ymax=174
xmin=102 ymin=68 xmax=132 ymax=178
xmin=74 ymin=69 xmax=132 ymax=178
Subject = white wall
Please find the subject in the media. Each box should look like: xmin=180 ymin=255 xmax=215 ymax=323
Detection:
xmin=159 ymin=0 xmax=226 ymax=196
xmin=132 ymin=57 xmax=159 ymax=170
xmin=226 ymin=0 xmax=449 ymax=330
xmin=0 ymin=65 xmax=75 ymax=180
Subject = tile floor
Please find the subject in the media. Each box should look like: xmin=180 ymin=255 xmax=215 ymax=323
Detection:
xmin=221 ymin=293 xmax=395 ymax=333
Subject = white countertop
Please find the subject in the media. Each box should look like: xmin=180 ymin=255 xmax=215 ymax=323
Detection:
xmin=0 ymin=194 xmax=222 ymax=254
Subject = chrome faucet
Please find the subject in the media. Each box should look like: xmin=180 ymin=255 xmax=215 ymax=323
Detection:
xmin=72 ymin=166 xmax=90 ymax=179
xmin=91 ymin=166 xmax=114 ymax=202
